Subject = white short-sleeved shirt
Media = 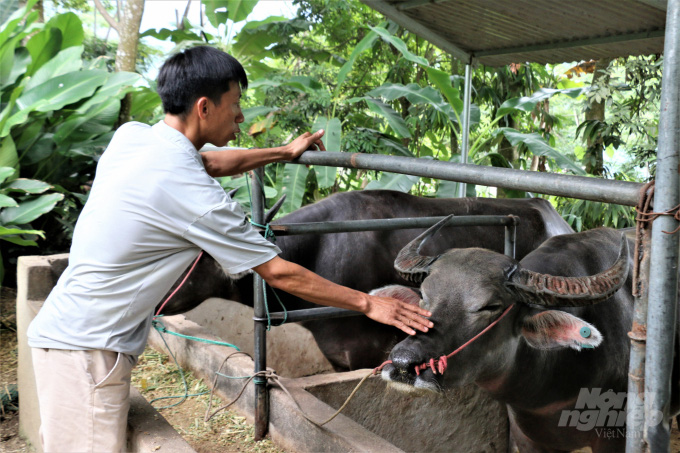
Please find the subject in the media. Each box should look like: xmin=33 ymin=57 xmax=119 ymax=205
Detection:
xmin=28 ymin=121 xmax=280 ymax=355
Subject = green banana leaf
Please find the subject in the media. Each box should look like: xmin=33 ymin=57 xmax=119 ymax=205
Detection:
xmin=0 ymin=167 xmax=15 ymax=182
xmin=278 ymin=163 xmax=309 ymax=214
xmin=0 ymin=192 xmax=64 ymax=226
xmin=26 ymin=45 xmax=84 ymax=91
xmin=365 ymin=172 xmax=420 ymax=192
xmin=497 ymin=87 xmax=587 ymax=117
xmin=369 ymin=26 xmax=428 ymax=66
xmin=204 ymin=0 xmax=257 ymax=27
xmin=312 ymin=116 xmax=340 ymax=188
xmin=368 ymin=83 xmax=457 ymax=123
xmin=3 ymin=178 xmax=52 ymax=194
xmin=0 ymin=225 xmax=44 ymax=238
xmin=0 ymin=194 xmax=17 ymax=208
xmin=0 ymin=136 xmax=17 ymax=168
xmin=25 ymin=27 xmax=62 ymax=77
xmin=498 ymin=128 xmax=586 ymax=175
xmin=3 ymin=70 xmax=108 ymax=137
xmin=45 ymin=12 xmax=84 ymax=49
xmin=336 ymin=29 xmax=379 ymax=94
xmin=0 ymin=0 xmax=39 ymax=46
xmin=349 ymin=97 xmax=411 ymax=139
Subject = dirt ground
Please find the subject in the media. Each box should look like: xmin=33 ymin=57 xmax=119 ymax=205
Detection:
xmin=129 ymin=346 xmax=284 ymax=453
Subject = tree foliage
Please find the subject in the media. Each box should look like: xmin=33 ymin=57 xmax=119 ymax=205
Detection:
xmin=0 ymin=0 xmax=664 ymax=285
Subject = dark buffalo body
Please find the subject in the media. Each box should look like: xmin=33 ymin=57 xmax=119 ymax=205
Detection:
xmin=158 ymin=190 xmax=573 ymax=371
xmin=382 ymin=227 xmax=680 ymax=452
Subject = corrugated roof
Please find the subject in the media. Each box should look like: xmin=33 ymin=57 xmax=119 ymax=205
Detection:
xmin=362 ymin=0 xmax=666 ymax=66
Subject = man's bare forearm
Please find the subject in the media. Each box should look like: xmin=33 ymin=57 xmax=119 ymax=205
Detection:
xmin=253 ymin=257 xmax=369 ymax=312
xmin=201 ymin=146 xmax=291 ymax=177
xmin=201 ymin=130 xmax=326 ymax=177
xmin=253 ymin=257 xmax=433 ymax=335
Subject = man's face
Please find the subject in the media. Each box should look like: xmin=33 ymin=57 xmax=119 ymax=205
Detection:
xmin=205 ymin=81 xmax=244 ymax=146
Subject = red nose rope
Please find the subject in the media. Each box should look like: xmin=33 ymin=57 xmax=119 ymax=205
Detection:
xmin=373 ymin=304 xmax=516 ymax=376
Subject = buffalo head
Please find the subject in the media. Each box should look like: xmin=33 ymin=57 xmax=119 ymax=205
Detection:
xmin=381 ymin=216 xmax=629 ymax=394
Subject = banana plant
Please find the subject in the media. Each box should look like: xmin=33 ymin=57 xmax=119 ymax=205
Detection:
xmin=0 ymin=167 xmax=64 ymax=283
xmin=0 ymin=4 xmax=146 ymax=284
xmin=0 ymin=5 xmax=142 ymax=183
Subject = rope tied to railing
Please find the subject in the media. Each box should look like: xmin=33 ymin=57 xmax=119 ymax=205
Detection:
xmin=635 ymin=180 xmax=680 ymax=234
xmin=633 ymin=181 xmax=654 ymax=297
xmin=244 ymin=169 xmax=288 ymax=330
xmin=632 ymin=180 xmax=680 ymax=297
xmin=204 ymin=351 xmax=375 ymax=427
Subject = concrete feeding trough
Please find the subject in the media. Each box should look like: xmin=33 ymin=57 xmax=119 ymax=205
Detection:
xmin=17 ymin=254 xmax=509 ymax=452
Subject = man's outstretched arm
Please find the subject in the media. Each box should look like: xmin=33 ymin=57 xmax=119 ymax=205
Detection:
xmin=253 ymin=256 xmax=433 ymax=336
xmin=201 ymin=130 xmax=326 ymax=177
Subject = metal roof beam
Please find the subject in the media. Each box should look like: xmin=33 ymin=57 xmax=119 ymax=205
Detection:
xmin=360 ymin=0 xmax=472 ymax=63
xmin=396 ymin=0 xmax=454 ymax=11
xmin=634 ymin=0 xmax=668 ymax=11
xmin=474 ymin=29 xmax=665 ymax=58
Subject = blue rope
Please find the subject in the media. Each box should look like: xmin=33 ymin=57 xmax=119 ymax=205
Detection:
xmin=149 ymin=323 xmax=209 ymax=409
xmin=243 ymin=170 xmax=288 ymax=330
xmin=152 ymin=317 xmax=240 ymax=350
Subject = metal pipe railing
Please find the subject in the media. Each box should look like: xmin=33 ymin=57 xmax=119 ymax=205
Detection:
xmin=255 ymin=306 xmax=361 ymax=323
xmin=626 ymin=184 xmax=653 ymax=452
xmin=458 ymin=63 xmax=473 ymax=198
xmin=287 ymin=151 xmax=643 ymax=206
xmin=256 ymin=215 xmax=518 ymax=327
xmin=261 ymin=215 xmax=518 ymax=236
xmin=251 ymin=168 xmax=269 ymax=441
xmin=643 ymin=0 xmax=680 ymax=450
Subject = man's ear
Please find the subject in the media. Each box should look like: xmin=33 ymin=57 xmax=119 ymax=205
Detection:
xmin=196 ymin=97 xmax=209 ymax=119
xmin=369 ymin=285 xmax=421 ymax=306
xmin=521 ymin=310 xmax=603 ymax=351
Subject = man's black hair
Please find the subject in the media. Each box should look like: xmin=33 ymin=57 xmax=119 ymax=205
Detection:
xmin=157 ymin=46 xmax=248 ymax=117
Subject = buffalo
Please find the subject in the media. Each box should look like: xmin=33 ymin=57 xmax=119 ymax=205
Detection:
xmin=380 ymin=219 xmax=680 ymax=452
xmin=158 ymin=190 xmax=573 ymax=371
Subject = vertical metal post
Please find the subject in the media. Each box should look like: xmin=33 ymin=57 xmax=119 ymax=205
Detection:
xmin=626 ymin=207 xmax=652 ymax=453
xmin=644 ymin=1 xmax=680 ymax=450
xmin=457 ymin=63 xmax=472 ymax=198
xmin=504 ymin=221 xmax=516 ymax=259
xmin=251 ymin=167 xmax=269 ymax=441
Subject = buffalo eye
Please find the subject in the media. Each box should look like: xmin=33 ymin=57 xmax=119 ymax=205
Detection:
xmin=476 ymin=304 xmax=502 ymax=313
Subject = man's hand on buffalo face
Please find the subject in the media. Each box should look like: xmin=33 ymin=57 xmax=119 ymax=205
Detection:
xmin=364 ymin=295 xmax=433 ymax=336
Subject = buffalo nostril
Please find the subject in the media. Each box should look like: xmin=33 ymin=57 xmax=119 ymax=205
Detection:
xmin=390 ymin=349 xmax=422 ymax=372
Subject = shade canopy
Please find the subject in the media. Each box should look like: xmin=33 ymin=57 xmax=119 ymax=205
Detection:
xmin=362 ymin=0 xmax=666 ymax=66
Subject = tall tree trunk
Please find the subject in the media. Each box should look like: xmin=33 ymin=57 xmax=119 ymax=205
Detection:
xmin=115 ymin=0 xmax=144 ymax=127
xmin=584 ymin=58 xmax=612 ymax=177
xmin=35 ymin=0 xmax=44 ymax=22
xmin=497 ymin=117 xmax=520 ymax=198
xmin=94 ymin=0 xmax=145 ymax=128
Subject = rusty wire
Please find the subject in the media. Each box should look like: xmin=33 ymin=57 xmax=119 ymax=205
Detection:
xmin=631 ymin=180 xmax=680 ymax=297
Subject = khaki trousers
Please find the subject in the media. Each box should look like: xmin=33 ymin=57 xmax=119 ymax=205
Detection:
xmin=31 ymin=348 xmax=137 ymax=453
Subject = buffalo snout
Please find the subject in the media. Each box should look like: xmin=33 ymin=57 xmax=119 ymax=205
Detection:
xmin=382 ymin=345 xmax=428 ymax=387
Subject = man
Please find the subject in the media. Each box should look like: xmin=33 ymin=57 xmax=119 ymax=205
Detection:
xmin=27 ymin=46 xmax=432 ymax=452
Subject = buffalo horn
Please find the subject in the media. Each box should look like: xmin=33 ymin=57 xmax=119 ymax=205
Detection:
xmin=394 ymin=214 xmax=455 ymax=283
xmin=506 ymin=234 xmax=629 ymax=307
xmin=265 ymin=194 xmax=287 ymax=224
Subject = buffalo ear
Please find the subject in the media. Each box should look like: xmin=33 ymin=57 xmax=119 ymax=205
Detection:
xmin=369 ymin=285 xmax=421 ymax=306
xmin=521 ymin=310 xmax=603 ymax=351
